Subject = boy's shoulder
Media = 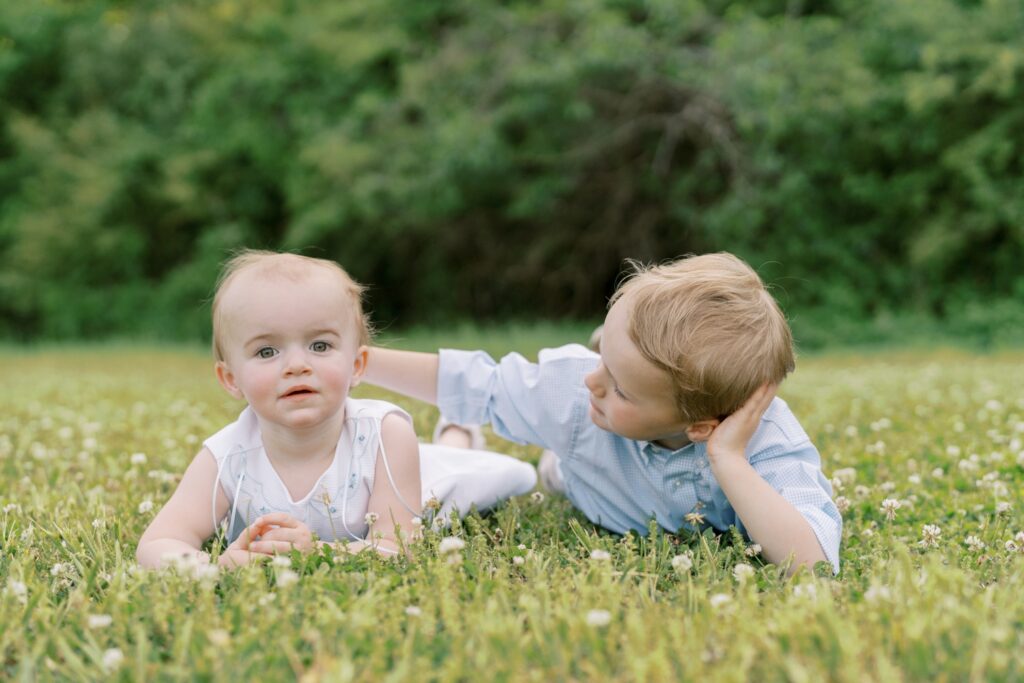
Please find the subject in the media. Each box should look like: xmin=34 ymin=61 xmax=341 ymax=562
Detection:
xmin=536 ymin=343 xmax=599 ymax=364
xmin=748 ymin=397 xmax=814 ymax=457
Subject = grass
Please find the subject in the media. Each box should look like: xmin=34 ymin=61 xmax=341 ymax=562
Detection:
xmin=1 ymin=340 xmax=1023 ymax=681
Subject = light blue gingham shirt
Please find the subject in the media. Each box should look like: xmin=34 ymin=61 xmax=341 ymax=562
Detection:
xmin=437 ymin=344 xmax=842 ymax=573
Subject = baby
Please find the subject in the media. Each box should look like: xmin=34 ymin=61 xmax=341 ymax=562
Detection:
xmin=137 ymin=250 xmax=536 ymax=567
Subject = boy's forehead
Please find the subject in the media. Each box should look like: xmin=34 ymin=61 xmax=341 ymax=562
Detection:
xmin=600 ymin=298 xmax=673 ymax=396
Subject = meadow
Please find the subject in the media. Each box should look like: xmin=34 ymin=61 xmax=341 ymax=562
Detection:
xmin=1 ymin=340 xmax=1023 ymax=681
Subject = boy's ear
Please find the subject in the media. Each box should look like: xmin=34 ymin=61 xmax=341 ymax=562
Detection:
xmin=349 ymin=345 xmax=369 ymax=387
xmin=685 ymin=419 xmax=721 ymax=443
xmin=215 ymin=361 xmax=244 ymax=400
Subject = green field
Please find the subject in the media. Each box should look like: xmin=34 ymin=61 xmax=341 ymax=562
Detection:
xmin=2 ymin=343 xmax=1023 ymax=681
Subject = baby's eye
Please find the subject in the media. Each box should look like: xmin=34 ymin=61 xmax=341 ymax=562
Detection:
xmin=256 ymin=347 xmax=277 ymax=359
xmin=613 ymin=386 xmax=628 ymax=400
xmin=310 ymin=340 xmax=332 ymax=353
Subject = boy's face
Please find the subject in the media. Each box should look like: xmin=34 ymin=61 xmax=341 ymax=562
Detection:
xmin=214 ymin=268 xmax=366 ymax=432
xmin=584 ymin=298 xmax=714 ymax=450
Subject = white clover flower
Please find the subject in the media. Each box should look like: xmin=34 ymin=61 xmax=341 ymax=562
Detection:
xmin=931 ymin=467 xmax=944 ymax=478
xmin=517 ymin=544 xmax=527 ymax=550
xmin=920 ymin=524 xmax=941 ymax=548
xmin=709 ymin=594 xmax=732 ymax=609
xmin=589 ymin=549 xmax=611 ymax=562
xmin=50 ymin=563 xmax=65 ymax=577
xmin=138 ymin=500 xmax=154 ymax=514
xmin=276 ymin=570 xmax=299 ymax=588
xmin=964 ymin=536 xmax=986 ymax=552
xmin=1005 ymin=540 xmax=1019 ymax=553
xmin=880 ymin=498 xmax=902 ymax=521
xmin=88 ymin=614 xmax=113 ymax=629
xmin=5 ymin=580 xmax=27 ymax=604
xmin=585 ymin=609 xmax=611 ymax=627
xmin=744 ymin=544 xmax=762 ymax=558
xmin=2 ymin=503 xmax=20 ymax=514
xmin=854 ymin=485 xmax=871 ymax=498
xmin=832 ymin=468 xmax=857 ymax=486
xmin=671 ymin=553 xmax=693 ymax=573
xmin=512 ymin=556 xmax=525 ymax=566
xmin=793 ymin=583 xmax=817 ymax=599
xmin=862 ymin=528 xmax=875 ymax=538
xmin=879 ymin=481 xmax=896 ymax=492
xmin=946 ymin=445 xmax=961 ymax=457
xmin=864 ymin=584 xmax=891 ymax=603
xmin=192 ymin=563 xmax=220 ymax=584
xmin=102 ymin=648 xmax=124 ymax=672
xmin=530 ymin=491 xmax=545 ymax=504
xmin=91 ymin=519 xmax=105 ymax=529
xmin=208 ymin=629 xmax=230 ymax=647
xmin=1016 ymin=532 xmax=1024 ymax=544
xmin=996 ymin=502 xmax=1012 ymax=515
xmin=405 ymin=606 xmax=422 ymax=617
xmin=733 ymin=563 xmax=755 ymax=584
xmin=438 ymin=537 xmax=465 ymax=554
xmin=364 ymin=512 xmax=379 ymax=526
xmin=271 ymin=556 xmax=292 ymax=568
xmin=835 ymin=496 xmax=851 ymax=514
xmin=130 ymin=452 xmax=147 ymax=465
xmin=411 ymin=517 xmax=423 ymax=529
xmin=908 ymin=474 xmax=921 ymax=485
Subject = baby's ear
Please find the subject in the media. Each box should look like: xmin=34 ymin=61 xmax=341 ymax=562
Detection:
xmin=349 ymin=345 xmax=369 ymax=387
xmin=215 ymin=361 xmax=244 ymax=399
xmin=685 ymin=419 xmax=721 ymax=443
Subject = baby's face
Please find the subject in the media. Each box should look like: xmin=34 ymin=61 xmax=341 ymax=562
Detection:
xmin=215 ymin=268 xmax=366 ymax=431
xmin=583 ymin=298 xmax=691 ymax=450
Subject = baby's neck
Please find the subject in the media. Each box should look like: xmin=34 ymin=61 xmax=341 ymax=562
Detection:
xmin=258 ymin=412 xmax=346 ymax=465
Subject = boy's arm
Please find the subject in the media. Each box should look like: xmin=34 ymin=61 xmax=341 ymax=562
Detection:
xmin=364 ymin=348 xmax=440 ymax=405
xmin=706 ymin=385 xmax=833 ymax=576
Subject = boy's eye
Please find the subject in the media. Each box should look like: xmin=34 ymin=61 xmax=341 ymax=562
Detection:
xmin=613 ymin=386 xmax=628 ymax=400
xmin=310 ymin=340 xmax=331 ymax=353
xmin=256 ymin=347 xmax=277 ymax=359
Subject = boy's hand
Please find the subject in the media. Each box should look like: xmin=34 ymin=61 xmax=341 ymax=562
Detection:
xmin=706 ymin=383 xmax=777 ymax=466
xmin=246 ymin=512 xmax=315 ymax=554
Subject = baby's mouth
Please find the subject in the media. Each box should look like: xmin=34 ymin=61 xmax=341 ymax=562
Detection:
xmin=281 ymin=387 xmax=316 ymax=399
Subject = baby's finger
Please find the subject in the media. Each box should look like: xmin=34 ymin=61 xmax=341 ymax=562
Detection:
xmin=250 ymin=540 xmax=298 ymax=554
xmin=254 ymin=512 xmax=300 ymax=528
xmin=259 ymin=528 xmax=303 ymax=543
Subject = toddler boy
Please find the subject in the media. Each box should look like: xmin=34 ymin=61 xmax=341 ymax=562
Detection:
xmin=365 ymin=253 xmax=841 ymax=574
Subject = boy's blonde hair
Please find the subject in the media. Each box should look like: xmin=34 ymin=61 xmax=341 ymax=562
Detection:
xmin=610 ymin=252 xmax=794 ymax=424
xmin=211 ymin=250 xmax=371 ymax=361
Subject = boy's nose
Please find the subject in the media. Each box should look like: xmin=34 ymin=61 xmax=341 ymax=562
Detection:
xmin=584 ymin=366 xmax=605 ymax=397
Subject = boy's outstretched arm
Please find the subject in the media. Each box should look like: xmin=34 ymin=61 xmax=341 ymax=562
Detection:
xmin=706 ymin=385 xmax=830 ymax=576
xmin=364 ymin=348 xmax=440 ymax=405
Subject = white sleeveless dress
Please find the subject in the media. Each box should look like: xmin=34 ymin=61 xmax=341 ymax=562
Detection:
xmin=204 ymin=397 xmax=537 ymax=542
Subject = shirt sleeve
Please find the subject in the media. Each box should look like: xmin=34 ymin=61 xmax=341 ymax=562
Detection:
xmin=436 ymin=345 xmax=593 ymax=457
xmin=746 ymin=445 xmax=843 ymax=575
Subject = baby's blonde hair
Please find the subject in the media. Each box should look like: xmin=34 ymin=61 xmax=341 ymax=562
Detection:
xmin=211 ymin=250 xmax=371 ymax=362
xmin=610 ymin=253 xmax=794 ymax=424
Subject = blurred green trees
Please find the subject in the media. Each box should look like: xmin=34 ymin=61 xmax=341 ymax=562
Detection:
xmin=1 ymin=0 xmax=1022 ymax=343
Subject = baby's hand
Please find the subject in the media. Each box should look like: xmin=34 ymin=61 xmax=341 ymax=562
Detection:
xmin=217 ymin=517 xmax=279 ymax=567
xmin=246 ymin=512 xmax=315 ymax=555
xmin=706 ymin=383 xmax=777 ymax=466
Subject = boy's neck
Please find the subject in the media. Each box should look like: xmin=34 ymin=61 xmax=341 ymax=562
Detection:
xmin=653 ymin=434 xmax=691 ymax=451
